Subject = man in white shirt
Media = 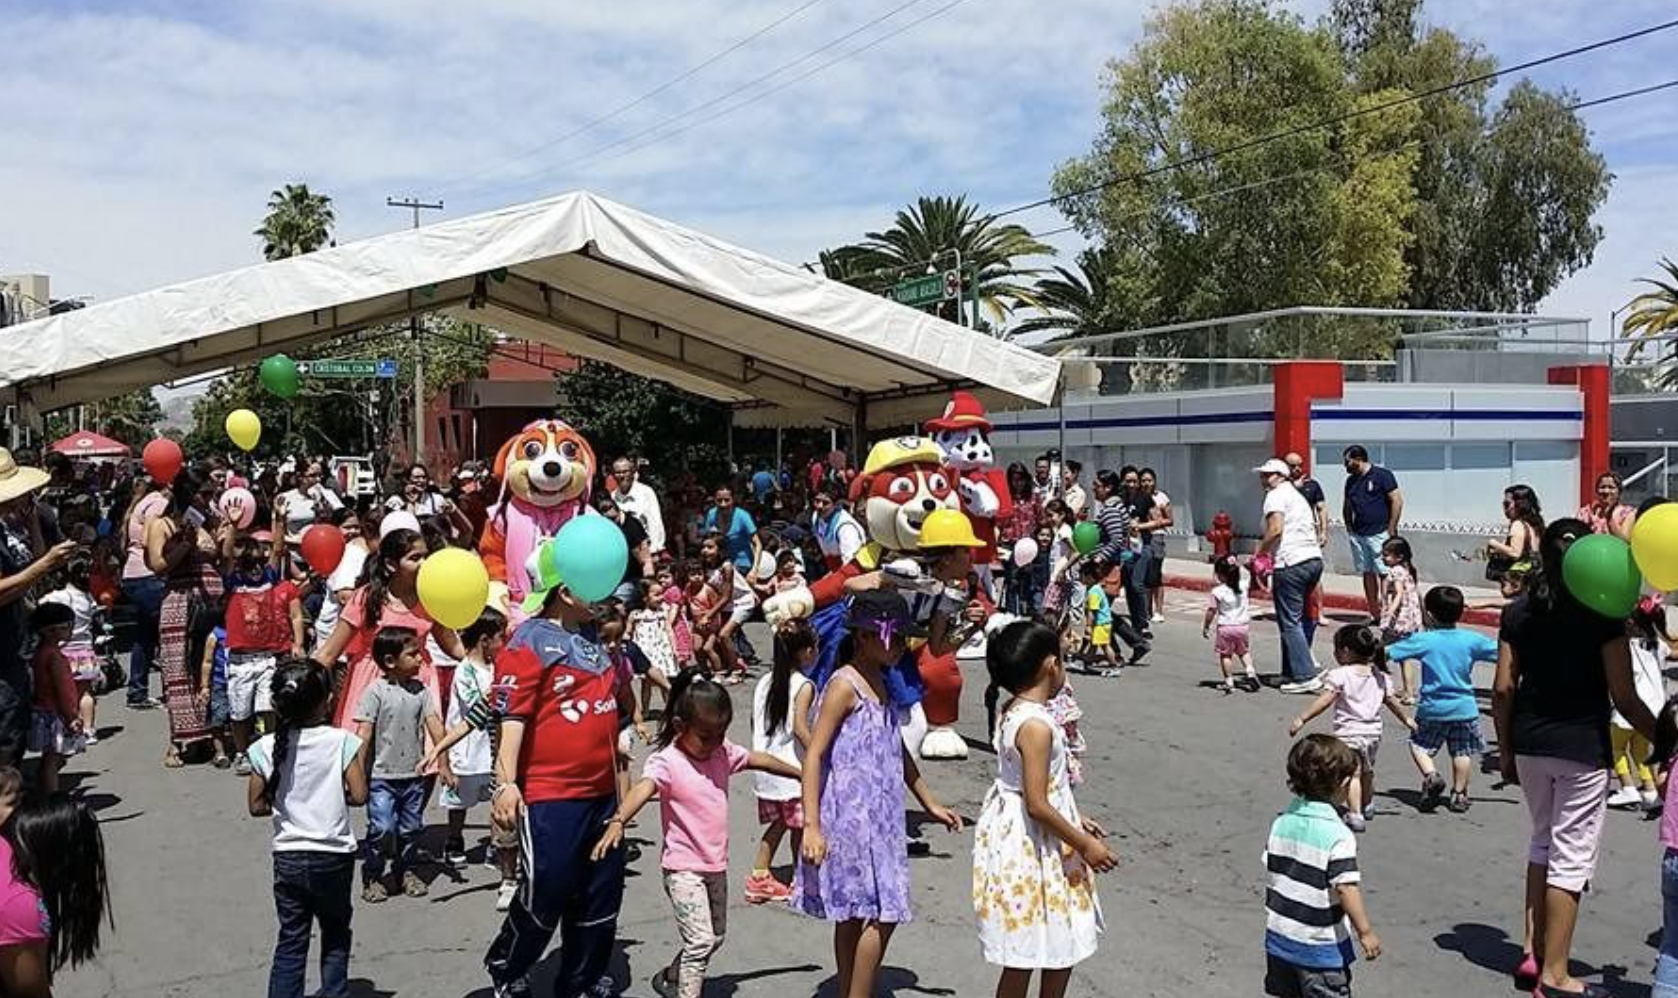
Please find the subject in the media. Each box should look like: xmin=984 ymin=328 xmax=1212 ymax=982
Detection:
xmin=609 ymin=455 xmax=665 ymax=554
xmin=1255 ymin=458 xmax=1325 ymax=694
xmin=1061 ymin=460 xmax=1087 ymax=517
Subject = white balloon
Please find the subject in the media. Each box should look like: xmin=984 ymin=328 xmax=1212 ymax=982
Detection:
xmin=1011 ymin=537 xmax=1039 ymax=567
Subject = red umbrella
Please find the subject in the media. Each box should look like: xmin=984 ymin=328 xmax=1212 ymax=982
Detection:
xmin=49 ymin=431 xmax=131 ymax=459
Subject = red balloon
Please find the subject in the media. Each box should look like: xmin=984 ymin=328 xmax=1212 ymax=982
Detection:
xmin=300 ymin=524 xmax=346 ymax=576
xmin=141 ymin=439 xmax=184 ymax=485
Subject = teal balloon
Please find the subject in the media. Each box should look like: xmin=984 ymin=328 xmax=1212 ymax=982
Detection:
xmin=1561 ymin=533 xmax=1643 ymax=619
xmin=260 ymin=354 xmax=300 ymax=400
xmin=553 ymin=513 xmax=629 ymax=603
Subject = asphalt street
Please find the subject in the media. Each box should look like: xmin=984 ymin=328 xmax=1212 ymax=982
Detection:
xmin=54 ymin=605 xmax=1670 ymax=998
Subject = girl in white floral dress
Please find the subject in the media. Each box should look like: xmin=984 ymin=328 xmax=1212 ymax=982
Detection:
xmin=975 ymin=620 xmax=1114 ymax=997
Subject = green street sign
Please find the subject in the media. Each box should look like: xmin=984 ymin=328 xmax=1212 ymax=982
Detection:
xmin=299 ymin=359 xmax=398 ymax=379
xmin=888 ymin=270 xmax=960 ymax=308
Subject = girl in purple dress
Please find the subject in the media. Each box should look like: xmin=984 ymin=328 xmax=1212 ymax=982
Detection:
xmin=793 ymin=590 xmax=963 ymax=998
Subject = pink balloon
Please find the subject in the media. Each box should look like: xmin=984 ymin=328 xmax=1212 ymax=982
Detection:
xmin=1011 ymin=537 xmax=1039 ymax=567
xmin=217 ymin=487 xmax=256 ymax=529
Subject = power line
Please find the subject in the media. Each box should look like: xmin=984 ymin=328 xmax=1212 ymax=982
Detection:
xmin=449 ymin=0 xmax=830 ymax=189
xmin=458 ymin=0 xmax=961 ymax=201
xmin=991 ymin=16 xmax=1678 ymax=221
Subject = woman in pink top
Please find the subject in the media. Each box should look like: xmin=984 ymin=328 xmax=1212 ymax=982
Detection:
xmin=590 ymin=672 xmax=798 ymax=998
xmin=312 ymin=529 xmax=465 ymax=732
xmin=119 ymin=477 xmax=171 ymax=708
xmin=1575 ymin=472 xmax=1635 ymax=540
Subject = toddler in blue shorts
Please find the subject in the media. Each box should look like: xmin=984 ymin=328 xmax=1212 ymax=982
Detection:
xmin=1385 ymin=586 xmax=1497 ymax=814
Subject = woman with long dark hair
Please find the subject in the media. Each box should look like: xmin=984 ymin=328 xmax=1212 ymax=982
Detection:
xmin=1492 ymin=518 xmax=1658 ymax=997
xmin=1486 ymin=484 xmax=1544 ymax=581
xmin=313 ymin=528 xmax=464 ymax=731
xmin=0 ymin=796 xmax=112 ymax=996
xmin=999 ymin=463 xmax=1042 ymax=614
xmin=1575 ymin=472 xmax=1635 ymax=540
xmin=144 ymin=469 xmax=223 ymax=768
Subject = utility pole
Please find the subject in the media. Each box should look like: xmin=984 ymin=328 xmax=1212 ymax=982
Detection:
xmin=386 ymin=196 xmax=444 ymax=465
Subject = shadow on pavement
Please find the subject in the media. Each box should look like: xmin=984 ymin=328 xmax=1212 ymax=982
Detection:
xmin=347 ymin=979 xmax=395 ymax=998
xmin=1433 ymin=922 xmax=1634 ymax=992
xmin=709 ymin=962 xmax=821 ymax=996
xmin=813 ymin=965 xmax=957 ymax=997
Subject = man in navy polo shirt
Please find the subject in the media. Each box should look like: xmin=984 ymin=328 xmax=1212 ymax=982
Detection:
xmin=1340 ymin=445 xmax=1403 ymax=621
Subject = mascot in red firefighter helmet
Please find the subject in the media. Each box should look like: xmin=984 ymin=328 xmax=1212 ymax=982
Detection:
xmin=925 ymin=391 xmax=1010 ymax=594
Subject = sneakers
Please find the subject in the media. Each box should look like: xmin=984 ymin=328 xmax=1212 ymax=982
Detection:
xmin=1278 ymin=678 xmax=1323 ymax=695
xmin=444 ymin=837 xmax=468 ymax=868
xmin=1607 ymin=785 xmax=1644 ymax=809
xmin=1128 ymin=644 xmax=1151 ymax=666
xmin=496 ymin=880 xmax=518 ymax=912
xmin=744 ymin=873 xmax=792 ymax=904
xmin=126 ymin=697 xmax=161 ymax=711
xmin=1446 ymin=791 xmax=1471 ymax=813
xmin=492 ymin=977 xmax=533 ymax=998
xmin=1420 ymin=773 xmax=1448 ymax=809
xmin=1150 ymin=612 xmax=1166 ymax=624
xmin=401 ymin=870 xmax=428 ymax=897
xmin=1091 ymin=665 xmax=1123 ymax=679
xmin=361 ymin=881 xmax=389 ymax=904
xmin=1241 ymin=674 xmax=1262 ymax=693
xmin=1343 ymin=810 xmax=1367 ymax=833
xmin=233 ymin=753 xmax=252 ymax=777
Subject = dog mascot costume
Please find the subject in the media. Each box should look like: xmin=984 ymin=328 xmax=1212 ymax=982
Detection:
xmin=764 ymin=435 xmax=985 ymax=759
xmin=926 ymin=390 xmax=1011 ymax=598
xmin=480 ymin=419 xmax=597 ymax=625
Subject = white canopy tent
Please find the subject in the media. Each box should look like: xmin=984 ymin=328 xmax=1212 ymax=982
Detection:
xmin=0 ymin=192 xmax=1059 ymax=436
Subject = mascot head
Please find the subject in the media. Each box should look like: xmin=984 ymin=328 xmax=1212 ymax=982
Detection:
xmin=850 ymin=436 xmax=959 ymax=553
xmin=925 ymin=390 xmax=994 ymax=472
xmin=494 ymin=419 xmax=596 ymax=510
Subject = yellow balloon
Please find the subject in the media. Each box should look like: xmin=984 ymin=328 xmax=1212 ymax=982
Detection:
xmin=417 ymin=548 xmax=491 ymax=630
xmin=1631 ymin=503 xmax=1678 ymax=592
xmin=225 ymin=409 xmax=262 ymax=452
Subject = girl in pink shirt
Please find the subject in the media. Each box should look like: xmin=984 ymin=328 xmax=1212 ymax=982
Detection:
xmin=591 ymin=672 xmax=799 ymax=998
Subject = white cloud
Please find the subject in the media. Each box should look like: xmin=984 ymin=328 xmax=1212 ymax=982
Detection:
xmin=0 ymin=0 xmax=1672 ymax=346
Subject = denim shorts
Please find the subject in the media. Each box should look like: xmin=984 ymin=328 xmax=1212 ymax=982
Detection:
xmin=1412 ymin=718 xmax=1485 ymax=758
xmin=1347 ymin=532 xmax=1389 ymax=575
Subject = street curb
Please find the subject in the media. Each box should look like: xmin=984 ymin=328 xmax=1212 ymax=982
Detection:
xmin=1164 ymin=572 xmax=1503 ymax=628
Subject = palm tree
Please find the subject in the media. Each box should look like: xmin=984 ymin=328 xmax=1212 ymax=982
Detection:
xmin=1013 ymin=246 xmax=1121 ymax=339
xmin=1621 ymin=258 xmax=1678 ymax=388
xmin=832 ymin=195 xmax=1053 ymax=332
xmin=255 ymin=184 xmax=336 ymax=261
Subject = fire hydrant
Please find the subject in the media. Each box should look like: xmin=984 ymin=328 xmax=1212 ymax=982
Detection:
xmin=1206 ymin=510 xmax=1233 ymax=561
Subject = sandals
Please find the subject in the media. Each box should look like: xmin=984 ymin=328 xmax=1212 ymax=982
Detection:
xmin=163 ymin=747 xmax=184 ymax=769
xmin=1533 ymin=982 xmax=1613 ymax=998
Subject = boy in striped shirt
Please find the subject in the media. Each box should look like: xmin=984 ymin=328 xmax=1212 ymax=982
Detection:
xmin=1264 ymin=734 xmax=1382 ymax=997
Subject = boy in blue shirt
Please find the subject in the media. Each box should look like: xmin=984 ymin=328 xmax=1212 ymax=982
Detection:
xmin=1386 ymin=586 xmax=1497 ymax=814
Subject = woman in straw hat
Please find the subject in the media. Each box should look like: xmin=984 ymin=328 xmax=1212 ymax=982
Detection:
xmin=0 ymin=449 xmax=76 ymax=767
xmin=144 ymin=467 xmax=223 ymax=767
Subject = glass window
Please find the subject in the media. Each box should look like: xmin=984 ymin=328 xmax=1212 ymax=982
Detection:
xmin=1451 ymin=443 xmax=1510 ymax=470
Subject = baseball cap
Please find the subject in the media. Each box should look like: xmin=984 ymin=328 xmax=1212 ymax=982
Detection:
xmin=381 ymin=510 xmax=422 ymax=537
xmin=848 ymin=590 xmax=927 ymax=644
xmin=1253 ymin=458 xmax=1291 ymax=477
xmin=521 ymin=538 xmax=566 ymax=614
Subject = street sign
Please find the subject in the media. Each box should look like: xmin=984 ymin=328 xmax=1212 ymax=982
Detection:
xmin=297 ymin=358 xmax=398 ymax=379
xmin=888 ymin=270 xmax=961 ymax=308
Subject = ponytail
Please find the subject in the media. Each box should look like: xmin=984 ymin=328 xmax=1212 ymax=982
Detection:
xmin=262 ymin=659 xmax=333 ymax=807
xmin=764 ymin=620 xmax=817 ymax=738
xmin=1332 ymin=624 xmax=1387 ymax=673
xmin=362 ymin=529 xmax=419 ymax=629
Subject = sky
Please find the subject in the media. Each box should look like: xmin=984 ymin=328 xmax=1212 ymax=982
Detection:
xmin=2 ymin=0 xmax=1675 ymax=345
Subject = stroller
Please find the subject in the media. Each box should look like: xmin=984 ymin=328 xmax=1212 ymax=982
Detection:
xmin=89 ymin=604 xmax=126 ymax=696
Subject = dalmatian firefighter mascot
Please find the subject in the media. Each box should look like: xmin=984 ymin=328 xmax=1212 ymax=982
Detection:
xmin=926 ymin=390 xmax=1011 ymax=600
xmin=479 ymin=419 xmax=597 ymax=625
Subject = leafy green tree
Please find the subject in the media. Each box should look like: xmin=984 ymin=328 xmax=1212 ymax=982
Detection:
xmin=1015 ymin=247 xmax=1135 ymax=339
xmin=1052 ymin=0 xmax=1417 ymax=357
xmin=255 ymin=184 xmax=336 ymax=261
xmin=42 ymin=390 xmax=164 ymax=451
xmin=556 ymin=361 xmax=731 ymax=483
xmin=823 ymin=195 xmax=1053 ymax=330
xmin=1329 ymin=0 xmax=1610 ymax=311
xmin=1620 ymin=258 xmax=1678 ymax=389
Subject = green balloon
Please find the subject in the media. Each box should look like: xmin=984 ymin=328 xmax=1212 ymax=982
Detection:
xmin=1072 ymin=521 xmax=1101 ymax=556
xmin=1560 ymin=533 xmax=1642 ymax=619
xmin=260 ymin=354 xmax=300 ymax=400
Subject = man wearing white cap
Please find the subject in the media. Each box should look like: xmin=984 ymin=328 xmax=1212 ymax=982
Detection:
xmin=1254 ymin=458 xmax=1324 ymax=694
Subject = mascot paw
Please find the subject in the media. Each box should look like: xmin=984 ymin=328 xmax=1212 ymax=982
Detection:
xmin=958 ymin=478 xmax=1000 ymax=517
xmin=920 ymin=726 xmax=969 ymax=760
xmin=763 ymin=587 xmax=814 ymax=628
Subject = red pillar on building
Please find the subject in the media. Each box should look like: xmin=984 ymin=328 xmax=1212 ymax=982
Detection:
xmin=1272 ymin=361 xmax=1345 ymax=468
xmin=1548 ymin=364 xmax=1611 ymax=506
